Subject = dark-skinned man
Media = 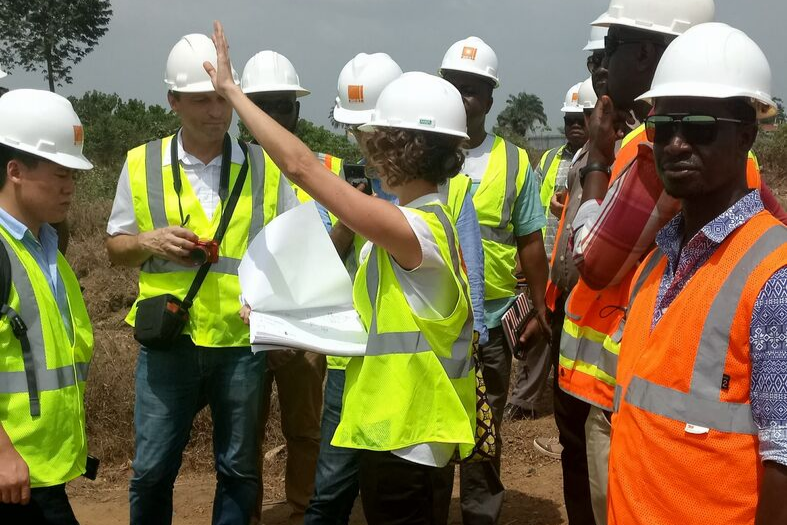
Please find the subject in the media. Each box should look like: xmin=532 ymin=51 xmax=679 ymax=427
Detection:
xmin=240 ymin=50 xmax=326 ymax=525
xmin=563 ymin=1 xmax=787 ymax=524
xmin=610 ymin=22 xmax=787 ymax=525
xmin=439 ymin=36 xmax=549 ymax=525
xmin=504 ymin=81 xmax=587 ymax=423
xmin=106 ymin=34 xmax=299 ymax=525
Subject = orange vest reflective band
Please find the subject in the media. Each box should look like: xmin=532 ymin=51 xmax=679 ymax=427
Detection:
xmin=545 ymin=189 xmax=571 ymax=312
xmin=557 ymin=125 xmax=646 ymax=410
xmin=558 ymin=125 xmax=764 ymax=411
xmin=608 ymin=212 xmax=787 ymax=525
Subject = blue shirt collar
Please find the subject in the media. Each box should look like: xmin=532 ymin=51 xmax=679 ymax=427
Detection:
xmin=0 ymin=206 xmax=59 ymax=245
xmin=656 ymin=190 xmax=765 ymax=265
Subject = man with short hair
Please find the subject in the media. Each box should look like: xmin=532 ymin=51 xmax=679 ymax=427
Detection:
xmin=440 ymin=36 xmax=549 ymax=524
xmin=241 ymin=50 xmax=326 ymax=524
xmin=106 ymin=34 xmax=298 ymax=525
xmin=610 ymin=22 xmax=787 ymax=525
xmin=0 ymin=89 xmax=94 ymax=525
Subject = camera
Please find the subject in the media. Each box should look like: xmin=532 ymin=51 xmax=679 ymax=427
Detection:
xmin=189 ymin=240 xmax=219 ymax=265
xmin=344 ymin=164 xmax=373 ymax=196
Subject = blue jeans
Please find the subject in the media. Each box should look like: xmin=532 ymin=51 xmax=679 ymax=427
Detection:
xmin=129 ymin=339 xmax=265 ymax=525
xmin=303 ymin=369 xmax=360 ymax=525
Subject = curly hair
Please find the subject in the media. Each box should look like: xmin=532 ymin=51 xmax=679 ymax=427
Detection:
xmin=364 ymin=128 xmax=466 ymax=187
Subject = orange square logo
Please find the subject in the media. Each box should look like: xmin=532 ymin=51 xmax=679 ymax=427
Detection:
xmin=348 ymin=85 xmax=364 ymax=103
xmin=571 ymin=92 xmax=579 ymax=102
xmin=461 ymin=46 xmax=477 ymax=60
xmin=73 ymin=125 xmax=84 ymax=146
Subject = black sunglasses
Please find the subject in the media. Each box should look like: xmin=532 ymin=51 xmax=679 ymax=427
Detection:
xmin=564 ymin=115 xmax=585 ymax=127
xmin=604 ymin=35 xmax=665 ymax=58
xmin=645 ymin=114 xmax=745 ymax=145
xmin=254 ymin=99 xmax=295 ymax=114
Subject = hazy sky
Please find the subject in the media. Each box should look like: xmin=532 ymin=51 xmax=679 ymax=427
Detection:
xmin=2 ymin=1 xmax=784 ymax=134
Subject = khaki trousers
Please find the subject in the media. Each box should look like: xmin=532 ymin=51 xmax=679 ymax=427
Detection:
xmin=585 ymin=405 xmax=611 ymax=525
xmin=254 ymin=350 xmax=326 ymax=524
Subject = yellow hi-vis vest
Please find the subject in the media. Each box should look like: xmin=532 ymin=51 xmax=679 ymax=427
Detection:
xmin=0 ymin=228 xmax=93 ymax=487
xmin=470 ymin=135 xmax=531 ymax=301
xmin=538 ymin=145 xmax=566 ymax=218
xmin=326 ymin=175 xmax=474 ymax=371
xmin=291 ymin=153 xmax=345 ymax=203
xmin=125 ymin=135 xmax=281 ymax=348
xmin=331 ymin=201 xmax=476 ymax=457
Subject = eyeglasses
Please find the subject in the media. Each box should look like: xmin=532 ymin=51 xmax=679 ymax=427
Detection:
xmin=645 ymin=115 xmax=746 ymax=145
xmin=253 ymin=99 xmax=295 ymax=115
xmin=604 ymin=35 xmax=665 ymax=59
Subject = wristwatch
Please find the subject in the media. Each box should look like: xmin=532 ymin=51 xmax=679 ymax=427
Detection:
xmin=579 ymin=162 xmax=612 ymax=187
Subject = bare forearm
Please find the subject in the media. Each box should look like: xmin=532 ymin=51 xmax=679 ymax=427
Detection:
xmin=756 ymin=462 xmax=787 ymax=525
xmin=329 ymin=223 xmax=356 ymax=259
xmin=517 ymin=231 xmax=549 ymax=311
xmin=105 ymin=234 xmax=150 ymax=267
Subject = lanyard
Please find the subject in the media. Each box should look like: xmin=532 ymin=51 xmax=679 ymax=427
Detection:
xmin=170 ymin=130 xmax=233 ymax=226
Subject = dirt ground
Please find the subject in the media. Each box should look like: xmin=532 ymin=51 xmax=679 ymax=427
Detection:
xmin=68 ymin=414 xmax=566 ymax=525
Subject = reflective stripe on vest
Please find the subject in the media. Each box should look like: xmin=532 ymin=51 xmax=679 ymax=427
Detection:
xmin=538 ymin=145 xmax=564 ymax=211
xmin=140 ymin=139 xmax=266 ymax=276
xmin=364 ymin=204 xmax=474 ymax=379
xmin=477 ymin=139 xmax=521 ymax=247
xmin=615 ymin=225 xmax=787 ymax=434
xmin=0 ymin=236 xmax=90 ymax=398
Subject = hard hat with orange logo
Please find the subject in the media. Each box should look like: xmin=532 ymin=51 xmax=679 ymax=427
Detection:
xmin=333 ymin=53 xmax=403 ymax=126
xmin=561 ymin=82 xmax=584 ymax=114
xmin=439 ymin=36 xmax=499 ymax=88
xmin=241 ymin=51 xmax=310 ymax=97
xmin=0 ymin=89 xmax=93 ymax=170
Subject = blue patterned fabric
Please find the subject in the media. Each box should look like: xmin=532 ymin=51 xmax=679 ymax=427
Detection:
xmin=653 ymin=190 xmax=787 ymax=467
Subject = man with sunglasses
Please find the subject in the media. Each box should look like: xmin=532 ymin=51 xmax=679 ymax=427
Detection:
xmin=106 ymin=35 xmax=299 ymax=525
xmin=504 ymin=81 xmax=587 ymax=423
xmin=609 ymin=23 xmax=787 ymax=525
xmin=240 ymin=50 xmax=329 ymax=525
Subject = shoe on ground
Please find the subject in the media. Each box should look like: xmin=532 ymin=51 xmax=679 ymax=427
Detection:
xmin=533 ymin=436 xmax=563 ymax=459
xmin=503 ymin=403 xmax=537 ymax=421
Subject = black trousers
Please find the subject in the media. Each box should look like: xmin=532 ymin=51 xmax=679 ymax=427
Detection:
xmin=551 ymin=297 xmax=596 ymax=525
xmin=359 ymin=450 xmax=454 ymax=525
xmin=0 ymin=484 xmax=79 ymax=525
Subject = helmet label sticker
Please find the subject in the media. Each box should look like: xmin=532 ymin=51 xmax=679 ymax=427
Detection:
xmin=73 ymin=125 xmax=84 ymax=146
xmin=348 ymin=85 xmax=365 ymax=103
xmin=461 ymin=47 xmax=478 ymax=60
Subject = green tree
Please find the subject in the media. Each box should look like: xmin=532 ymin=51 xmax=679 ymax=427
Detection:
xmin=494 ymin=92 xmax=549 ymax=147
xmin=773 ymin=97 xmax=786 ymax=125
xmin=0 ymin=0 xmax=112 ymax=92
xmin=69 ymin=91 xmax=180 ymax=172
xmin=239 ymin=119 xmax=361 ymax=161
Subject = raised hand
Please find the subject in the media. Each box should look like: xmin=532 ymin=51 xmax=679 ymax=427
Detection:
xmin=204 ymin=20 xmax=240 ymax=99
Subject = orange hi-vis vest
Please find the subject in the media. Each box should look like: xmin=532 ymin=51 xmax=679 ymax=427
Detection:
xmin=557 ymin=125 xmax=646 ymax=409
xmin=558 ymin=125 xmax=764 ymax=411
xmin=544 ymin=190 xmax=570 ymax=312
xmin=608 ymin=211 xmax=787 ymax=525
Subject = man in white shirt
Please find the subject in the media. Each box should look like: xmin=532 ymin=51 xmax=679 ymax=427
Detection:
xmin=105 ymin=34 xmax=297 ymax=525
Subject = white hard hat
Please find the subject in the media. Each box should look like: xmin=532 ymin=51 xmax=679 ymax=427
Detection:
xmin=0 ymin=89 xmax=93 ymax=170
xmin=578 ymin=77 xmax=598 ymax=109
xmin=583 ymin=25 xmax=608 ymax=51
xmin=637 ymin=23 xmax=776 ymax=120
xmin=562 ymin=82 xmax=584 ymax=114
xmin=333 ymin=53 xmax=403 ymax=126
xmin=439 ymin=36 xmax=499 ymax=88
xmin=359 ymin=72 xmax=469 ymax=139
xmin=165 ymin=34 xmax=239 ymax=93
xmin=592 ymin=0 xmax=715 ymax=36
xmin=241 ymin=51 xmax=310 ymax=97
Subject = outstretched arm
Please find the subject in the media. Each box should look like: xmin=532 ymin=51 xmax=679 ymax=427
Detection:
xmin=204 ymin=21 xmax=422 ymax=270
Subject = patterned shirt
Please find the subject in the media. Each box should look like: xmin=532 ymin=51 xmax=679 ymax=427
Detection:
xmin=654 ymin=191 xmax=787 ymax=467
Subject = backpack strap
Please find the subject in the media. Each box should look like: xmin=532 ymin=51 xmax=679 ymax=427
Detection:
xmin=0 ymin=241 xmax=40 ymax=417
